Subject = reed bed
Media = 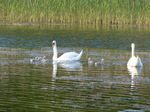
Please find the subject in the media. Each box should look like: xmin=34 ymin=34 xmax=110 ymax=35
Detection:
xmin=1 ymin=0 xmax=150 ymax=26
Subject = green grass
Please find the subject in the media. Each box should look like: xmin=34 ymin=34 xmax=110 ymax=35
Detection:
xmin=1 ymin=0 xmax=150 ymax=26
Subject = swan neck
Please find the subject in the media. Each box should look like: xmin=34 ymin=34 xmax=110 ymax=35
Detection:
xmin=53 ymin=46 xmax=58 ymax=60
xmin=131 ymin=44 xmax=135 ymax=57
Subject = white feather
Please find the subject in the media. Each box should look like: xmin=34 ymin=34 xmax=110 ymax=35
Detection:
xmin=52 ymin=40 xmax=83 ymax=61
xmin=127 ymin=43 xmax=143 ymax=67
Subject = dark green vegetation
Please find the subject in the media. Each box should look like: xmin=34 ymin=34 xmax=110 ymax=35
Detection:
xmin=0 ymin=0 xmax=150 ymax=26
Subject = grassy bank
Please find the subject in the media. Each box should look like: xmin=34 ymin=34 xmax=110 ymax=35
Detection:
xmin=1 ymin=0 xmax=150 ymax=26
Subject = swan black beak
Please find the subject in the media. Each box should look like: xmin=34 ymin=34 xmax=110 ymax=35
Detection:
xmin=52 ymin=43 xmax=55 ymax=47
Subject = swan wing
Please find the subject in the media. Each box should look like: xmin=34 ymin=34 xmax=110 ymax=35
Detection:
xmin=137 ymin=56 xmax=143 ymax=66
xmin=127 ymin=56 xmax=143 ymax=67
xmin=57 ymin=52 xmax=80 ymax=61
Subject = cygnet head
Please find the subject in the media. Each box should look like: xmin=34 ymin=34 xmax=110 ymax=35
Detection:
xmin=101 ymin=58 xmax=104 ymax=63
xmin=88 ymin=57 xmax=91 ymax=61
xmin=35 ymin=57 xmax=39 ymax=60
xmin=43 ymin=56 xmax=46 ymax=59
xmin=52 ymin=40 xmax=56 ymax=48
xmin=88 ymin=57 xmax=94 ymax=64
xmin=37 ymin=57 xmax=42 ymax=60
xmin=95 ymin=58 xmax=104 ymax=66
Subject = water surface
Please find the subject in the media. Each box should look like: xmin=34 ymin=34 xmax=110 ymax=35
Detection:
xmin=0 ymin=25 xmax=150 ymax=112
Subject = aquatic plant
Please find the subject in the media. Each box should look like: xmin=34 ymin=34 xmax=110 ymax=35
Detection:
xmin=1 ymin=0 xmax=150 ymax=26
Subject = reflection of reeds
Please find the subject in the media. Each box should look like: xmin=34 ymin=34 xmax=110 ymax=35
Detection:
xmin=1 ymin=0 xmax=150 ymax=26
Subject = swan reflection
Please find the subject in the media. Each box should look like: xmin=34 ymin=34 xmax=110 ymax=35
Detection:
xmin=52 ymin=62 xmax=58 ymax=81
xmin=128 ymin=66 xmax=143 ymax=92
xmin=52 ymin=61 xmax=82 ymax=81
xmin=127 ymin=66 xmax=143 ymax=79
xmin=58 ymin=61 xmax=82 ymax=71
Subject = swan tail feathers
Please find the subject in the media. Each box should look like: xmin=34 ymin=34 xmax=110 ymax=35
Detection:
xmin=77 ymin=50 xmax=83 ymax=60
xmin=137 ymin=56 xmax=143 ymax=66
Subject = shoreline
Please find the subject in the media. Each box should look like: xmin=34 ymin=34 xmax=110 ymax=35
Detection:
xmin=0 ymin=22 xmax=149 ymax=29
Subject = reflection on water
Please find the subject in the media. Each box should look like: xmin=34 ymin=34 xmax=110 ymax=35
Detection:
xmin=52 ymin=61 xmax=82 ymax=81
xmin=0 ymin=25 xmax=150 ymax=111
xmin=128 ymin=66 xmax=143 ymax=95
xmin=1 ymin=46 xmax=150 ymax=111
xmin=127 ymin=66 xmax=143 ymax=79
xmin=52 ymin=62 xmax=57 ymax=81
xmin=0 ymin=25 xmax=150 ymax=50
xmin=58 ymin=61 xmax=82 ymax=71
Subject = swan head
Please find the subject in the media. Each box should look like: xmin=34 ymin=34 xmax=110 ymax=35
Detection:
xmin=52 ymin=40 xmax=56 ymax=48
xmin=131 ymin=43 xmax=135 ymax=48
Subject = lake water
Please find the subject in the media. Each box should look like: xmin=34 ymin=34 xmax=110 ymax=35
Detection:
xmin=0 ymin=25 xmax=150 ymax=112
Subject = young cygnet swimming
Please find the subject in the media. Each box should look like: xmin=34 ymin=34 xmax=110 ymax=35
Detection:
xmin=30 ymin=56 xmax=46 ymax=63
xmin=95 ymin=58 xmax=104 ymax=66
xmin=37 ymin=56 xmax=46 ymax=63
xmin=30 ymin=57 xmax=39 ymax=63
xmin=88 ymin=57 xmax=94 ymax=65
xmin=88 ymin=57 xmax=104 ymax=66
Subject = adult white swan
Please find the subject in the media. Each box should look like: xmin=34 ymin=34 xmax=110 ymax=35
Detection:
xmin=127 ymin=43 xmax=143 ymax=67
xmin=52 ymin=40 xmax=83 ymax=61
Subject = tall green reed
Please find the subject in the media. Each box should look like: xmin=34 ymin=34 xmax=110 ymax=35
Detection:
xmin=1 ymin=0 xmax=150 ymax=26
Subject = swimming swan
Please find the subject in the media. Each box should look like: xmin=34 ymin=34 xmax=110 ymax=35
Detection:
xmin=127 ymin=43 xmax=143 ymax=67
xmin=52 ymin=40 xmax=83 ymax=61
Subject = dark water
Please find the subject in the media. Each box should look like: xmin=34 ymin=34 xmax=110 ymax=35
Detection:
xmin=0 ymin=25 xmax=150 ymax=112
